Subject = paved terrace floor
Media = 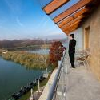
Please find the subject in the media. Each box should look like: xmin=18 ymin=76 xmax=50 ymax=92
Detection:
xmin=63 ymin=66 xmax=100 ymax=100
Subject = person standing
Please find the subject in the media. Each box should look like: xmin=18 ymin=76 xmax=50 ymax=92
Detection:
xmin=68 ymin=34 xmax=76 ymax=68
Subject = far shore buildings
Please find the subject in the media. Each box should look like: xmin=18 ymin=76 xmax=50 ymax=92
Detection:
xmin=41 ymin=0 xmax=100 ymax=80
xmin=2 ymin=50 xmax=8 ymax=54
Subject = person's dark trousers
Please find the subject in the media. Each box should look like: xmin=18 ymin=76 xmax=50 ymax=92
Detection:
xmin=69 ymin=52 xmax=75 ymax=68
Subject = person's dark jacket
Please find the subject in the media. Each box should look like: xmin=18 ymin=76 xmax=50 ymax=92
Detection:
xmin=69 ymin=39 xmax=76 ymax=54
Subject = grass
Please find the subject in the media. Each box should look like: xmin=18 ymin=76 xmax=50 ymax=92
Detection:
xmin=19 ymin=76 xmax=50 ymax=100
xmin=2 ymin=51 xmax=50 ymax=69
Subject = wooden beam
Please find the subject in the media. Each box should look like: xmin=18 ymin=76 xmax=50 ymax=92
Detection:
xmin=58 ymin=16 xmax=74 ymax=28
xmin=64 ymin=23 xmax=79 ymax=34
xmin=62 ymin=21 xmax=79 ymax=32
xmin=62 ymin=15 xmax=82 ymax=31
xmin=43 ymin=0 xmax=70 ymax=15
xmin=64 ymin=25 xmax=78 ymax=35
xmin=65 ymin=31 xmax=70 ymax=35
xmin=53 ymin=0 xmax=93 ymax=23
xmin=74 ymin=7 xmax=89 ymax=18
xmin=58 ymin=7 xmax=88 ymax=28
xmin=64 ymin=23 xmax=79 ymax=32
xmin=70 ymin=25 xmax=79 ymax=32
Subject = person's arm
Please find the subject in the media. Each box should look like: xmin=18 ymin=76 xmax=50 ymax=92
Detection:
xmin=71 ymin=40 xmax=76 ymax=48
xmin=74 ymin=40 xmax=76 ymax=48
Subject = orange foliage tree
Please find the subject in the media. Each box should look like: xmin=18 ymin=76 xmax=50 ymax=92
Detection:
xmin=50 ymin=41 xmax=66 ymax=67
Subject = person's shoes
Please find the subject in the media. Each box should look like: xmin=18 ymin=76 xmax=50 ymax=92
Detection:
xmin=72 ymin=66 xmax=75 ymax=68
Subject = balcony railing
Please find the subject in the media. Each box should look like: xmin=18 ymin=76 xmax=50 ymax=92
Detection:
xmin=46 ymin=50 xmax=70 ymax=100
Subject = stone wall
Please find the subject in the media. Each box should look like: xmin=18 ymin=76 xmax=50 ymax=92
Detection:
xmin=82 ymin=5 xmax=100 ymax=80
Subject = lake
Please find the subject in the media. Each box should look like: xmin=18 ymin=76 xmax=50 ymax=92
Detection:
xmin=0 ymin=57 xmax=43 ymax=100
xmin=0 ymin=44 xmax=67 ymax=100
xmin=27 ymin=49 xmax=50 ymax=55
xmin=27 ymin=44 xmax=67 ymax=55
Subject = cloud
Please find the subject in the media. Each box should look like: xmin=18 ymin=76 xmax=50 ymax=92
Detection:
xmin=16 ymin=17 xmax=24 ymax=27
xmin=36 ymin=16 xmax=47 ymax=28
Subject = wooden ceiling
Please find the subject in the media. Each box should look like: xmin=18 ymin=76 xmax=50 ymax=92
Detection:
xmin=43 ymin=0 xmax=96 ymax=35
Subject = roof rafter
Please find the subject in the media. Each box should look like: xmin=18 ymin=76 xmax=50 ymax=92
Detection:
xmin=61 ymin=15 xmax=82 ymax=31
xmin=54 ymin=0 xmax=93 ymax=23
xmin=43 ymin=0 xmax=70 ymax=15
xmin=74 ymin=7 xmax=89 ymax=18
xmin=63 ymin=21 xmax=79 ymax=32
xmin=58 ymin=16 xmax=74 ymax=28
xmin=64 ymin=23 xmax=79 ymax=35
xmin=58 ymin=7 xmax=89 ymax=28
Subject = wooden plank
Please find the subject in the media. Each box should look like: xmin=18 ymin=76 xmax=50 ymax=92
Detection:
xmin=74 ymin=7 xmax=89 ymax=18
xmin=58 ymin=7 xmax=88 ymax=28
xmin=54 ymin=0 xmax=93 ymax=23
xmin=64 ymin=25 xmax=78 ymax=35
xmin=64 ymin=24 xmax=79 ymax=35
xmin=43 ymin=0 xmax=70 ymax=15
xmin=70 ymin=25 xmax=79 ymax=31
xmin=62 ymin=16 xmax=82 ymax=31
xmin=66 ymin=24 xmax=78 ymax=32
xmin=62 ymin=21 xmax=79 ymax=32
xmin=58 ymin=16 xmax=74 ymax=28
xmin=65 ymin=31 xmax=70 ymax=35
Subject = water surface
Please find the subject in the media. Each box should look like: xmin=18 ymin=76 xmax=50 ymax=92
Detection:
xmin=28 ymin=49 xmax=50 ymax=55
xmin=0 ymin=57 xmax=42 ymax=100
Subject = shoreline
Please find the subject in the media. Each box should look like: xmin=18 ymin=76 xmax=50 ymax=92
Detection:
xmin=2 ymin=51 xmax=50 ymax=70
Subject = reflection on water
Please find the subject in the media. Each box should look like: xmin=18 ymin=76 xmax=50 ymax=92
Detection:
xmin=0 ymin=57 xmax=43 ymax=100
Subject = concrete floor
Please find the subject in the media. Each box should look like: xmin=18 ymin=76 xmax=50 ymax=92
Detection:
xmin=38 ymin=62 xmax=100 ymax=100
xmin=64 ymin=66 xmax=100 ymax=100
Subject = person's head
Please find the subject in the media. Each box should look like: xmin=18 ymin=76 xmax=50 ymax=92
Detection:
xmin=69 ymin=34 xmax=74 ymax=40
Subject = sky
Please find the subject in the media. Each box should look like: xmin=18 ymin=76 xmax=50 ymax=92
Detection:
xmin=0 ymin=0 xmax=79 ymax=40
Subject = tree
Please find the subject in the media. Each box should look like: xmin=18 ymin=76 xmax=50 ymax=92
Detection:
xmin=50 ymin=41 xmax=66 ymax=67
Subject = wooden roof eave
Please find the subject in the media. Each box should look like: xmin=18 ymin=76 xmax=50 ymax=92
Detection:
xmin=53 ymin=0 xmax=93 ymax=23
xmin=58 ymin=7 xmax=89 ymax=28
xmin=61 ymin=15 xmax=82 ymax=31
xmin=58 ymin=16 xmax=74 ymax=28
xmin=65 ymin=31 xmax=70 ymax=35
xmin=64 ymin=24 xmax=79 ymax=35
xmin=62 ymin=20 xmax=80 ymax=32
xmin=43 ymin=0 xmax=70 ymax=15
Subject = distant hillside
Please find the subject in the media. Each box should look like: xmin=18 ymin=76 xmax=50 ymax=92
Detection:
xmin=40 ymin=33 xmax=67 ymax=40
xmin=0 ymin=40 xmax=49 ymax=50
xmin=0 ymin=38 xmax=67 ymax=51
